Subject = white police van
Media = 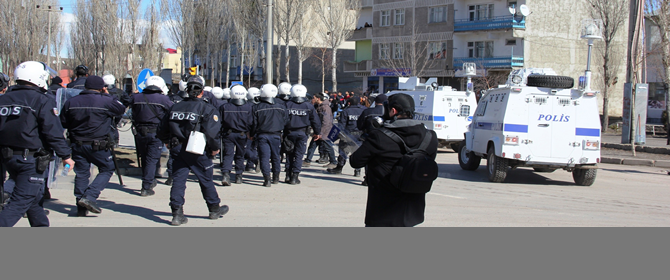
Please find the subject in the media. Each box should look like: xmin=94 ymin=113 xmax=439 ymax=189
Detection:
xmin=458 ymin=68 xmax=601 ymax=186
xmin=387 ymin=77 xmax=477 ymax=151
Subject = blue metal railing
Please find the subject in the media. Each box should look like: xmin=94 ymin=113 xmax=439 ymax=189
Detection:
xmin=453 ymin=56 xmax=524 ymax=69
xmin=454 ymin=15 xmax=525 ymax=32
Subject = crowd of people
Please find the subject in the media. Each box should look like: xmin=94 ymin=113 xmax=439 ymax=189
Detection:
xmin=0 ymin=61 xmax=438 ymax=227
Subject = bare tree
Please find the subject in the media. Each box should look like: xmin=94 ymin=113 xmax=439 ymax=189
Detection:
xmin=313 ymin=0 xmax=360 ymax=92
xmin=646 ymin=0 xmax=670 ymax=139
xmin=586 ymin=0 xmax=628 ymax=132
xmin=291 ymin=1 xmax=316 ymax=84
xmin=377 ymin=22 xmax=437 ymax=78
xmin=162 ymin=0 xmax=196 ymax=76
xmin=311 ymin=47 xmax=333 ymax=92
xmin=138 ymin=1 xmax=163 ymax=73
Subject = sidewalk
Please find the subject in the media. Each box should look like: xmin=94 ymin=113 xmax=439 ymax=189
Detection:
xmin=601 ymin=132 xmax=670 ymax=168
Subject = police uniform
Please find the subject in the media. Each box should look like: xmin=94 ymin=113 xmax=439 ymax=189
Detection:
xmin=0 ymin=83 xmax=71 ymax=227
xmin=157 ymin=91 xmax=227 ymax=225
xmin=251 ymin=97 xmax=288 ymax=186
xmin=108 ymin=85 xmax=132 ymax=107
xmin=332 ymin=102 xmax=367 ymax=175
xmin=67 ymin=76 xmax=87 ymax=89
xmin=61 ymin=76 xmax=126 ymax=215
xmin=131 ymin=88 xmax=173 ymax=195
xmin=219 ymin=99 xmax=253 ymax=185
xmin=284 ymin=97 xmax=321 ymax=184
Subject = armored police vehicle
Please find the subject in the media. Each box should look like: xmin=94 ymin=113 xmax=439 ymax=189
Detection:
xmin=457 ymin=68 xmax=601 ymax=186
xmin=387 ymin=77 xmax=477 ymax=151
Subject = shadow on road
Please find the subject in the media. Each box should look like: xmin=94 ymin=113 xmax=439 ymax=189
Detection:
xmin=600 ymin=168 xmax=665 ymax=176
xmin=437 ymin=164 xmax=577 ymax=186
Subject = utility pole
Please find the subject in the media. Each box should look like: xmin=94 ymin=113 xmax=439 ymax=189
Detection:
xmin=36 ymin=5 xmax=63 ymax=69
xmin=266 ymin=0 xmax=274 ymax=84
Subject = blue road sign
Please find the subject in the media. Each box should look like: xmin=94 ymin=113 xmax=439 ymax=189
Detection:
xmin=136 ymin=68 xmax=154 ymax=92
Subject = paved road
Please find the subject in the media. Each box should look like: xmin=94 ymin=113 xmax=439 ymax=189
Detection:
xmin=14 ymin=146 xmax=669 ymax=227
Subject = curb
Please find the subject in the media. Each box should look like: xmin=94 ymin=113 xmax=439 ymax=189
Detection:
xmin=602 ymin=143 xmax=670 ymax=155
xmin=601 ymin=157 xmax=670 ymax=168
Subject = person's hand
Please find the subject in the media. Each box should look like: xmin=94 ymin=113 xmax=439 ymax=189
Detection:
xmin=211 ymin=150 xmax=220 ymax=156
xmin=62 ymin=158 xmax=75 ymax=171
xmin=313 ymin=134 xmax=322 ymax=141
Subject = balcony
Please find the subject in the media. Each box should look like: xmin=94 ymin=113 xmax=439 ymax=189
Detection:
xmin=453 ymin=56 xmax=524 ymax=69
xmin=454 ymin=16 xmax=526 ymax=32
xmin=350 ymin=27 xmax=372 ymax=41
xmin=344 ymin=60 xmax=372 ymax=73
xmin=361 ymin=0 xmax=373 ymax=9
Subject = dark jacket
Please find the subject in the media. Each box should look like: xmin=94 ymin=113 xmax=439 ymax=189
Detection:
xmin=157 ymin=97 xmax=221 ymax=152
xmin=131 ymin=90 xmax=173 ymax=126
xmin=316 ymin=100 xmax=333 ymax=137
xmin=350 ymin=119 xmax=438 ymax=227
xmin=48 ymin=83 xmax=63 ymax=96
xmin=60 ymin=90 xmax=126 ymax=142
xmin=108 ymin=86 xmax=132 ymax=107
xmin=67 ymin=76 xmax=87 ymax=89
xmin=338 ymin=104 xmax=367 ymax=132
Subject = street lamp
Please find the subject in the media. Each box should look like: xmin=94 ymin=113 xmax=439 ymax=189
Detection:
xmin=36 ymin=5 xmax=64 ymax=69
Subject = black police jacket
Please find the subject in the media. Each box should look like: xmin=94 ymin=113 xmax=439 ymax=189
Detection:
xmin=338 ymin=104 xmax=367 ymax=132
xmin=251 ymin=100 xmax=288 ymax=135
xmin=108 ymin=86 xmax=132 ymax=108
xmin=285 ymin=99 xmax=321 ymax=133
xmin=131 ymin=90 xmax=173 ymax=127
xmin=357 ymin=105 xmax=384 ymax=132
xmin=158 ymin=97 xmax=221 ymax=152
xmin=48 ymin=84 xmax=63 ymax=96
xmin=60 ymin=90 xmax=126 ymax=142
xmin=67 ymin=77 xmax=87 ymax=89
xmin=0 ymin=85 xmax=71 ymax=158
xmin=220 ymin=101 xmax=253 ymax=133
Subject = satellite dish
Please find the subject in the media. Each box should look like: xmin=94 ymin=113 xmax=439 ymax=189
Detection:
xmin=508 ymin=6 xmax=516 ymax=15
xmin=519 ymin=5 xmax=530 ymax=16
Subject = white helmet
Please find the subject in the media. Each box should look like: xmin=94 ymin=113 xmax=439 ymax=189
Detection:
xmin=230 ymin=85 xmax=247 ymax=100
xmin=290 ymin=84 xmax=307 ymax=98
xmin=211 ymin=87 xmax=224 ymax=99
xmin=204 ymin=86 xmax=212 ymax=93
xmin=247 ymin=87 xmax=260 ymax=100
xmin=145 ymin=76 xmax=169 ymax=95
xmin=179 ymin=80 xmax=187 ymax=91
xmin=102 ymin=74 xmax=116 ymax=86
xmin=278 ymin=82 xmax=292 ymax=96
xmin=260 ymin=84 xmax=278 ymax=98
xmin=14 ymin=61 xmax=50 ymax=90
xmin=221 ymin=88 xmax=231 ymax=99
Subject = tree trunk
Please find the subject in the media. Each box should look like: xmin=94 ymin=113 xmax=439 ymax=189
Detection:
xmin=321 ymin=51 xmax=326 ymax=93
xmin=331 ymin=47 xmax=338 ymax=92
xmin=285 ymin=34 xmax=291 ymax=84
xmin=275 ymin=44 xmax=281 ymax=85
xmin=298 ymin=49 xmax=303 ymax=84
xmin=226 ymin=45 xmax=231 ymax=87
xmin=602 ymin=93 xmax=610 ymax=132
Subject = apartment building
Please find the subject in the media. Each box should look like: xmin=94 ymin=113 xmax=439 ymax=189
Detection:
xmin=346 ymin=0 xmax=629 ymax=117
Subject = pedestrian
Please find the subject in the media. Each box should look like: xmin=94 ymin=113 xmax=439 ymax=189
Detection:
xmin=67 ymin=65 xmax=89 ymax=89
xmin=48 ymin=76 xmax=63 ymax=96
xmin=350 ymin=93 xmax=438 ymax=227
xmin=328 ymin=97 xmax=367 ymax=176
xmin=219 ymin=85 xmax=253 ymax=186
xmin=251 ymin=84 xmax=288 ymax=187
xmin=283 ymin=84 xmax=321 ymax=185
xmin=356 ymin=94 xmax=387 ymax=186
xmin=0 ymin=61 xmax=75 ymax=227
xmin=304 ymin=92 xmax=337 ymax=168
xmin=276 ymin=82 xmax=292 ymax=163
xmin=157 ymin=75 xmax=228 ymax=226
xmin=60 ymin=75 xmax=126 ymax=216
xmin=130 ymin=76 xmax=174 ymax=196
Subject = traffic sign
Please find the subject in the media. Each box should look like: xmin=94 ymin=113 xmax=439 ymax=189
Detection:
xmin=136 ymin=68 xmax=154 ymax=92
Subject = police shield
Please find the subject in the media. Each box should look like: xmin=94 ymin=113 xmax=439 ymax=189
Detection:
xmin=46 ymin=88 xmax=83 ymax=189
xmin=328 ymin=123 xmax=362 ymax=155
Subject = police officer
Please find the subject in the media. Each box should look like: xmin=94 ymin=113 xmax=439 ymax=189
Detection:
xmin=356 ymin=94 xmax=386 ymax=186
xmin=164 ymin=80 xmax=190 ymax=186
xmin=245 ymin=87 xmax=261 ymax=173
xmin=67 ymin=65 xmax=89 ymax=89
xmin=131 ymin=76 xmax=173 ymax=196
xmin=276 ymin=82 xmax=291 ymax=107
xmin=103 ymin=74 xmax=132 ymax=107
xmin=251 ymin=84 xmax=288 ymax=187
xmin=157 ymin=75 xmax=228 ymax=226
xmin=328 ymin=97 xmax=367 ymax=176
xmin=61 ymin=75 xmax=126 ymax=216
xmin=284 ymin=84 xmax=321 ymax=185
xmin=0 ymin=61 xmax=74 ymax=227
xmin=220 ymin=85 xmax=253 ymax=186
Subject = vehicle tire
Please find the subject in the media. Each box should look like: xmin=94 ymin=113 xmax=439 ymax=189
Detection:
xmin=450 ymin=142 xmax=460 ymax=153
xmin=458 ymin=141 xmax=481 ymax=171
xmin=526 ymin=75 xmax=574 ymax=89
xmin=573 ymin=168 xmax=597 ymax=186
xmin=487 ymin=146 xmax=508 ymax=183
xmin=533 ymin=168 xmax=556 ymax=173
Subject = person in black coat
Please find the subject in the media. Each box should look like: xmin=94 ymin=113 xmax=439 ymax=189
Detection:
xmin=48 ymin=76 xmax=63 ymax=96
xmin=350 ymin=93 xmax=438 ymax=227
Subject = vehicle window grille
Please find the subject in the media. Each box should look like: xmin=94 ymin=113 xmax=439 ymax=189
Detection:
xmin=559 ymin=98 xmax=571 ymax=106
xmin=535 ymin=97 xmax=547 ymax=104
xmin=460 ymin=105 xmax=471 ymax=116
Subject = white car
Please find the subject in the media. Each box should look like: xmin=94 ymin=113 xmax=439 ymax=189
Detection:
xmin=458 ymin=68 xmax=601 ymax=186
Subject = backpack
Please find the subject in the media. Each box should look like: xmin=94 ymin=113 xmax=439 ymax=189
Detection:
xmin=379 ymin=128 xmax=439 ymax=194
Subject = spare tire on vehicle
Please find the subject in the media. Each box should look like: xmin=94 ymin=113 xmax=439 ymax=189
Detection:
xmin=527 ymin=75 xmax=574 ymax=89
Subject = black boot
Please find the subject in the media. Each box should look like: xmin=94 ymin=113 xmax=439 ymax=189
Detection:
xmin=221 ymin=172 xmax=231 ymax=186
xmin=289 ymin=172 xmax=301 ymax=185
xmin=77 ymin=198 xmax=102 ymax=214
xmin=272 ymin=172 xmax=281 ymax=184
xmin=263 ymin=175 xmax=272 ymax=187
xmin=234 ymin=174 xmax=243 ymax=184
xmin=165 ymin=176 xmax=173 ymax=186
xmin=327 ymin=165 xmax=344 ymax=174
xmin=354 ymin=169 xmax=361 ymax=177
xmin=284 ymin=172 xmax=292 ymax=183
xmin=208 ymin=204 xmax=229 ymax=220
xmin=43 ymin=188 xmax=51 ymax=200
xmin=140 ymin=188 xmax=155 ymax=197
xmin=171 ymin=205 xmax=188 ymax=226
xmin=245 ymin=165 xmax=256 ymax=173
xmin=361 ymin=177 xmax=368 ymax=186
xmin=303 ymin=160 xmax=311 ymax=167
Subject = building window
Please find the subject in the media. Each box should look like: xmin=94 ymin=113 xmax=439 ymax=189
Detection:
xmin=428 ymin=42 xmax=447 ymax=60
xmin=468 ymin=41 xmax=494 ymax=58
xmin=429 ymin=6 xmax=447 ymax=23
xmin=379 ymin=43 xmax=390 ymax=59
xmin=380 ymin=10 xmax=391 ymax=27
xmin=394 ymin=43 xmax=404 ymax=59
xmin=394 ymin=9 xmax=405 ymax=25
xmin=506 ymin=39 xmax=517 ymax=46
xmin=469 ymin=4 xmax=494 ymax=21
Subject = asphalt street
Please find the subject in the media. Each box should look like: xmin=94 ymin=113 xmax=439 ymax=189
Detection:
xmin=14 ymin=129 xmax=669 ymax=226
